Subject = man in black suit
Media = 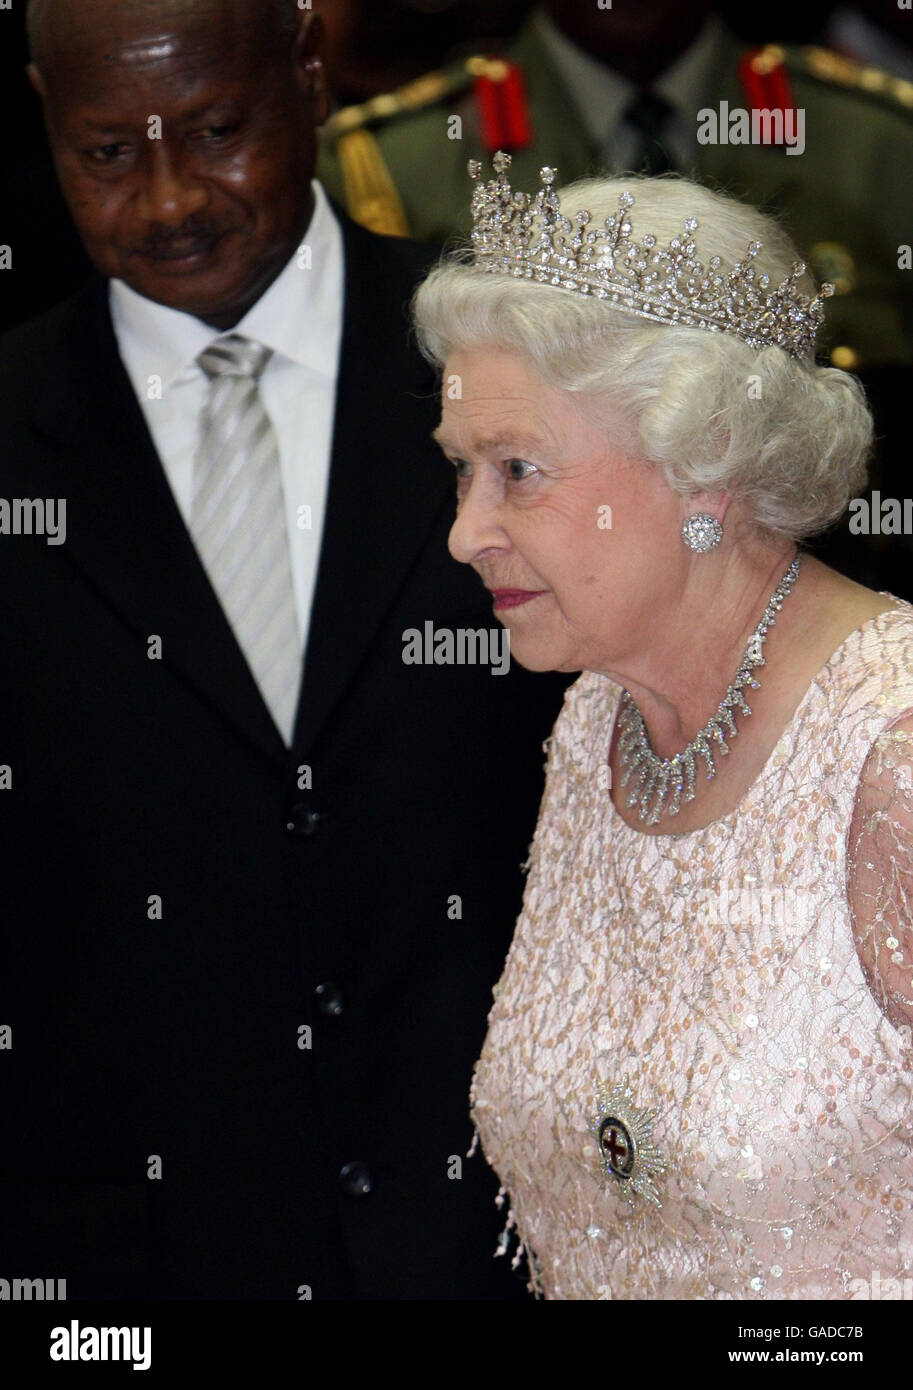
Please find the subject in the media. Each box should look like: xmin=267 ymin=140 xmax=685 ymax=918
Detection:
xmin=0 ymin=0 xmax=564 ymax=1299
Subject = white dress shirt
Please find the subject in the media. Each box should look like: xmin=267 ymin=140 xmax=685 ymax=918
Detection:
xmin=534 ymin=10 xmax=728 ymax=173
xmin=110 ymin=179 xmax=344 ymax=661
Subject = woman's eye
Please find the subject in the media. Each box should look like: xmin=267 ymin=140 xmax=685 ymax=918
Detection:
xmin=506 ymin=458 xmax=537 ymax=481
xmin=452 ymin=458 xmax=472 ymax=479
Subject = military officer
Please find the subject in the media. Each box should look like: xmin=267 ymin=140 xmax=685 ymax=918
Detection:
xmin=317 ymin=2 xmax=913 ymax=596
xmin=317 ymin=3 xmax=913 ymax=373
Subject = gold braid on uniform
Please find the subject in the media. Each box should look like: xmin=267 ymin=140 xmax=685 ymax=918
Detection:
xmin=326 ymin=60 xmax=510 ymax=238
xmin=335 ymin=129 xmax=411 ymax=238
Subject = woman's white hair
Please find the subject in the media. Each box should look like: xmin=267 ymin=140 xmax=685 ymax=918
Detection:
xmin=412 ymin=174 xmax=872 ymax=541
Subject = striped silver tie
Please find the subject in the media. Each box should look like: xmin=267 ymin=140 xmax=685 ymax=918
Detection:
xmin=192 ymin=335 xmax=300 ymax=744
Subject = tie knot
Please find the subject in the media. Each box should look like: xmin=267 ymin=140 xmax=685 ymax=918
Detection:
xmin=623 ymin=90 xmax=674 ymax=141
xmin=198 ymin=334 xmax=272 ymax=381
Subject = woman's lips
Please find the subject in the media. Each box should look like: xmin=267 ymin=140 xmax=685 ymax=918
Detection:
xmin=490 ymin=589 xmax=546 ymax=611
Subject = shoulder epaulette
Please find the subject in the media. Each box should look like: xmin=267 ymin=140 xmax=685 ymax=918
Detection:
xmin=792 ymin=44 xmax=913 ymax=111
xmin=325 ymin=55 xmax=530 ymax=236
xmin=327 ymin=57 xmax=514 ymax=137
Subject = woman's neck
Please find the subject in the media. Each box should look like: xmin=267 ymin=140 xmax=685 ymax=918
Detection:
xmin=597 ymin=541 xmax=801 ymax=761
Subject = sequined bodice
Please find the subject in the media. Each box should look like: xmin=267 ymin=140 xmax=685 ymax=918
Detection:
xmin=471 ymin=605 xmax=913 ymax=1300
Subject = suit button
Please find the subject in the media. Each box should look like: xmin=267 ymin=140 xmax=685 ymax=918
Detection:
xmin=315 ymin=981 xmax=343 ymax=1017
xmin=286 ymin=804 xmax=321 ymax=837
xmin=339 ymin=1161 xmax=373 ymax=1197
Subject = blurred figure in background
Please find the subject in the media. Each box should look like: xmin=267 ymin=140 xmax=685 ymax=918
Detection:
xmin=314 ymin=0 xmax=532 ymax=102
xmin=318 ymin=0 xmax=912 ymax=374
xmin=824 ymin=0 xmax=913 ymax=79
xmin=317 ymin=0 xmax=913 ymax=598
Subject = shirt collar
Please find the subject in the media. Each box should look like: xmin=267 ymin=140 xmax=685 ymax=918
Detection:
xmin=654 ymin=15 xmax=728 ymax=114
xmin=109 ymin=179 xmax=342 ymax=392
xmin=534 ymin=9 xmax=728 ymax=146
xmin=534 ymin=10 xmax=631 ymax=145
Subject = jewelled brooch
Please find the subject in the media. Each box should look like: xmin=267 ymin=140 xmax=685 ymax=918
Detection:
xmin=590 ymin=1075 xmax=668 ymax=1208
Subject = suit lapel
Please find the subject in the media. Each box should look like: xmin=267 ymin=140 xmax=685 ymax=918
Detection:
xmin=19 ymin=277 xmax=285 ymax=763
xmin=19 ymin=220 xmax=451 ymax=763
xmin=293 ymin=213 xmax=451 ymax=751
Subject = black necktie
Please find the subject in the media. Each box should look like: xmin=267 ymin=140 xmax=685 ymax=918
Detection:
xmin=623 ymin=90 xmax=675 ymax=175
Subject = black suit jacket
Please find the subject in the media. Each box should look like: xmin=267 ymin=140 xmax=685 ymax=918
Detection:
xmin=0 ymin=212 xmax=568 ymax=1299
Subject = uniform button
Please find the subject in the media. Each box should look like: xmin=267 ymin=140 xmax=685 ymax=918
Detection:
xmin=315 ymin=981 xmax=343 ymax=1017
xmin=286 ymin=804 xmax=322 ymax=837
xmin=339 ymin=1161 xmax=373 ymax=1197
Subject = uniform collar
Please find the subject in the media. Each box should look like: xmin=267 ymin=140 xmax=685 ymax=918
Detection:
xmin=532 ymin=9 xmax=729 ymax=146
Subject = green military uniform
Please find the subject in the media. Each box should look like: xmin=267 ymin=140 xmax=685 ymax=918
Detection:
xmin=318 ymin=16 xmax=913 ymax=373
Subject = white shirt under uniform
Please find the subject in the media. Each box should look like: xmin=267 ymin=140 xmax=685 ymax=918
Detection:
xmin=109 ymin=179 xmax=344 ymax=665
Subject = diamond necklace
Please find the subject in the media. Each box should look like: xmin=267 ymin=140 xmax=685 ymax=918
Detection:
xmin=615 ymin=552 xmax=801 ymax=827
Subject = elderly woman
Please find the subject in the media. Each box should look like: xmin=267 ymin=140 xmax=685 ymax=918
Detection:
xmin=412 ymin=156 xmax=913 ymax=1300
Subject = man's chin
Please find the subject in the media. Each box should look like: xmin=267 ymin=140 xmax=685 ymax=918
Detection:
xmin=118 ymin=275 xmax=223 ymax=318
xmin=113 ymin=237 xmax=251 ymax=320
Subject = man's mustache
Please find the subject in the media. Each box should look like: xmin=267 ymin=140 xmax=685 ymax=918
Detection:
xmin=132 ymin=224 xmax=232 ymax=257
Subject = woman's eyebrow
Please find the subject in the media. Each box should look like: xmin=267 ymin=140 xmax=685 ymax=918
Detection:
xmin=431 ymin=428 xmax=543 ymax=455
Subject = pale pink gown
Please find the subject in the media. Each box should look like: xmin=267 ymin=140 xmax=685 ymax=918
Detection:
xmin=472 ymin=604 xmax=913 ymax=1299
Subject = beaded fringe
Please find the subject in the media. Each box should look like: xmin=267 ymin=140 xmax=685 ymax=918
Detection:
xmin=466 ymin=1130 xmax=544 ymax=1297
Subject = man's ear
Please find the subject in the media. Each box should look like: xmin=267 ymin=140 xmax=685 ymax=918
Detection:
xmin=293 ymin=14 xmax=329 ymax=128
xmin=27 ymin=62 xmax=47 ymax=100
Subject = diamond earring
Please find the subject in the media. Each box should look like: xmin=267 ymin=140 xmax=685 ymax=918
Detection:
xmin=681 ymin=513 xmax=723 ymax=552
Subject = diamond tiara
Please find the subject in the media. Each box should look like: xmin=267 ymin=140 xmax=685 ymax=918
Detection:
xmin=467 ymin=151 xmax=834 ymax=361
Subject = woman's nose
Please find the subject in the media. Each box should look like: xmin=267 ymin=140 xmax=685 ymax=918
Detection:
xmin=447 ymin=474 xmax=505 ymax=565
